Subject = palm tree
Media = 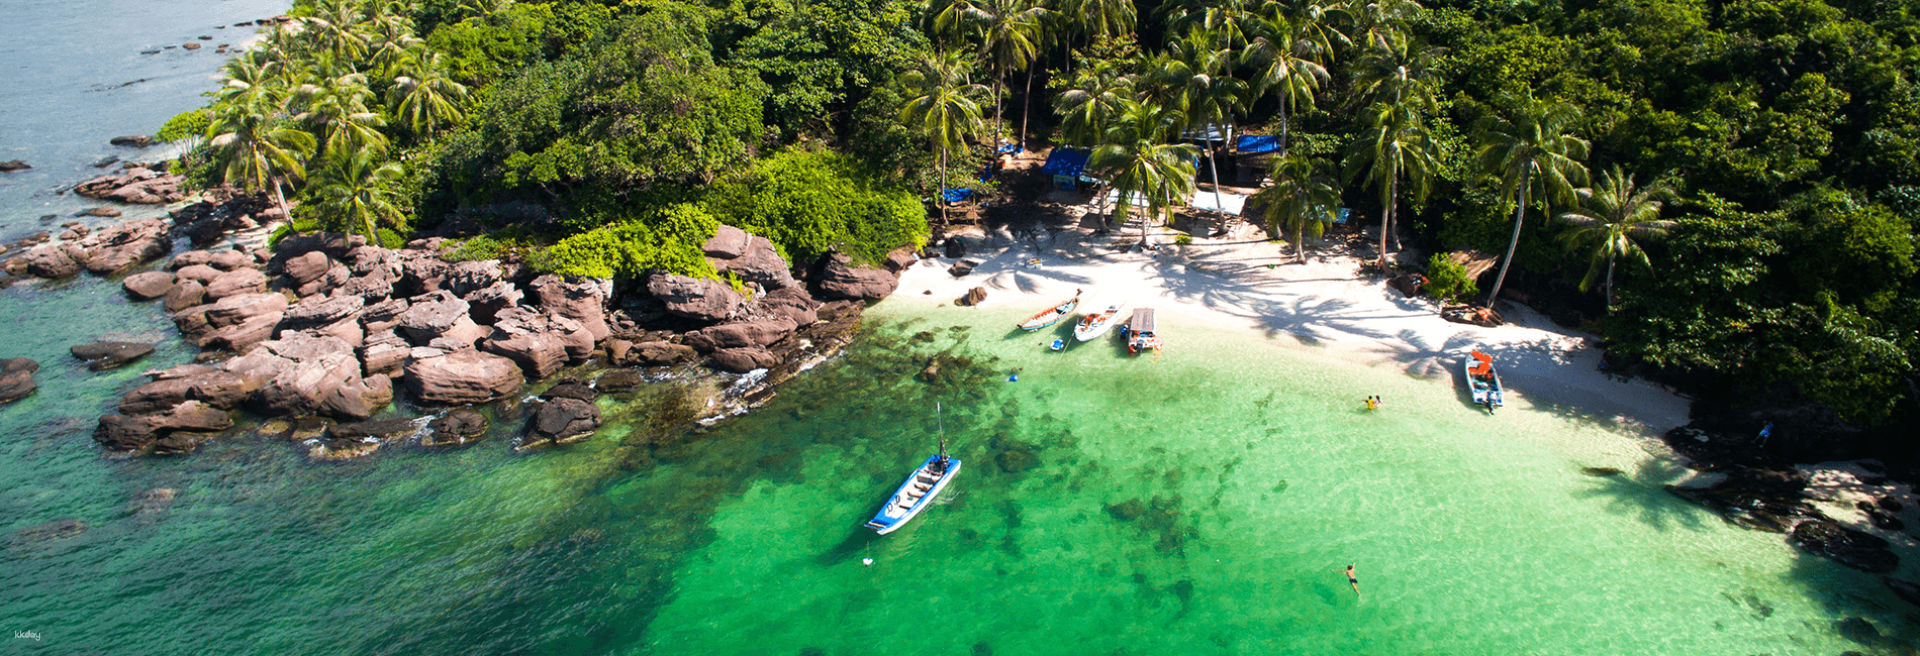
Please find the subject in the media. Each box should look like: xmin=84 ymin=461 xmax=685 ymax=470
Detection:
xmin=296 ymin=73 xmax=389 ymax=156
xmin=1053 ymin=57 xmax=1135 ymax=147
xmin=389 ymin=46 xmax=470 ymax=136
xmin=214 ymin=53 xmax=283 ymax=107
xmin=1064 ymin=0 xmax=1136 ymax=44
xmin=1343 ymin=0 xmax=1421 ymax=54
xmin=363 ymin=3 xmax=422 ymax=77
xmin=934 ymin=0 xmax=1049 ymax=146
xmin=458 ymin=0 xmax=514 ymax=18
xmin=1556 ymin=166 xmax=1677 ymax=306
xmin=1342 ymin=101 xmax=1437 ymax=263
xmin=1350 ymin=35 xmax=1439 ymax=112
xmin=1254 ymin=153 xmax=1343 ymax=262
xmin=207 ymin=97 xmax=316 ymax=218
xmin=1162 ymin=0 xmax=1259 ymax=52
xmin=1159 ymin=29 xmax=1247 ymax=212
xmin=1244 ymin=13 xmax=1333 ymax=155
xmin=1475 ymin=95 xmax=1590 ymax=305
xmin=314 ymin=148 xmax=408 ymax=242
xmin=302 ymin=0 xmax=370 ymax=61
xmin=1088 ymin=101 xmax=1202 ymax=243
xmin=900 ymin=51 xmax=990 ymax=226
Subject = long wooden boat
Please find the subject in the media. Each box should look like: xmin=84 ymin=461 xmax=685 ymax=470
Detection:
xmin=1018 ymin=290 xmax=1081 ymax=331
xmin=1073 ymin=303 xmax=1125 ymax=342
xmin=1465 ymin=351 xmax=1503 ymax=410
xmin=1124 ymin=308 xmax=1161 ymax=355
xmin=864 ymin=453 xmax=962 ymax=535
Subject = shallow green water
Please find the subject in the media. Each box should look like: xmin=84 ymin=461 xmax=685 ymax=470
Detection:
xmin=3 ymin=297 xmax=1913 ymax=655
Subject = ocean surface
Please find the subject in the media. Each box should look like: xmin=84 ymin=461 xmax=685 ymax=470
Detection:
xmin=1 ymin=2 xmax=1916 ymax=655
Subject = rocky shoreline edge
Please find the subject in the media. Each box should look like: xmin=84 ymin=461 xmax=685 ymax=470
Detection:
xmin=1 ymin=173 xmax=919 ymax=461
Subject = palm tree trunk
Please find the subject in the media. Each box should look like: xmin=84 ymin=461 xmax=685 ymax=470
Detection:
xmin=938 ymin=146 xmax=950 ymax=226
xmin=272 ymin=176 xmax=291 ymax=226
xmin=1206 ymin=133 xmax=1225 ymax=215
xmin=1278 ymin=98 xmax=1290 ymax=156
xmin=1019 ymin=65 xmax=1034 ymax=148
xmin=1486 ymin=170 xmax=1532 ymax=306
xmin=992 ymin=77 xmax=1005 ymax=147
xmin=1603 ymin=250 xmax=1616 ymax=310
xmin=1379 ymin=175 xmax=1395 ymax=266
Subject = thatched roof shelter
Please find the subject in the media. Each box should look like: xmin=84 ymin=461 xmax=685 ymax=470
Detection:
xmin=1446 ymin=249 xmax=1499 ymax=282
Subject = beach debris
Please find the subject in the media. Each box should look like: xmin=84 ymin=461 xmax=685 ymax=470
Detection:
xmin=1441 ymin=304 xmax=1503 ymax=327
xmin=862 ymin=558 xmax=874 ymax=566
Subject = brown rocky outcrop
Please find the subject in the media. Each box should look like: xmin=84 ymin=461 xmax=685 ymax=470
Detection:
xmin=816 ymin=253 xmax=899 ymax=300
xmin=0 ymin=160 xmax=29 ymax=172
xmin=528 ymin=274 xmax=611 ymax=341
xmin=282 ymin=294 xmax=364 ymax=329
xmin=174 ymin=263 xmax=223 ymax=285
xmin=716 ymin=236 xmax=797 ymax=290
xmin=73 ymin=168 xmax=185 ymax=204
xmin=710 ymin=346 xmax=780 ymax=373
xmin=684 ymin=318 xmax=798 ymax=352
xmin=204 ymin=268 xmax=268 ymax=300
xmin=464 ymin=281 xmax=521 ymax=324
xmin=526 ymin=397 xmax=600 ymax=444
xmin=82 ymin=218 xmax=171 ymax=273
xmin=703 ymin=225 xmax=752 ymax=258
xmin=629 ymin=341 xmax=697 ymax=366
xmin=479 ymin=306 xmax=594 ymax=379
xmin=424 ymin=409 xmax=488 ymax=446
xmin=883 ymin=246 xmax=919 ymax=273
xmin=70 ymin=342 xmax=154 ymax=370
xmin=647 ymin=273 xmax=743 ymax=322
xmin=397 ymin=290 xmax=486 ymax=348
xmin=19 ymin=242 xmax=88 ymax=278
xmin=759 ymin=287 xmax=820 ymax=325
xmin=122 ymin=270 xmax=175 ymax=299
xmin=359 ymin=329 xmax=410 ymax=375
xmin=94 ymin=415 xmax=157 ymax=451
xmin=404 ymin=348 xmax=525 ymax=404
xmin=227 ymin=334 xmax=393 ymax=419
xmin=0 ymin=358 xmax=38 ymax=403
xmin=163 ymin=280 xmax=206 ymax=312
xmin=283 ymin=251 xmax=332 ymax=286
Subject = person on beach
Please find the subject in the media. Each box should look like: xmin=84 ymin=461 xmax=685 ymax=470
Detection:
xmin=1335 ymin=564 xmax=1360 ymax=596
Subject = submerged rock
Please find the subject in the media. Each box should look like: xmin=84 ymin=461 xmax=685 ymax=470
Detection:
xmin=1789 ymin=520 xmax=1899 ymax=573
xmin=122 ymin=270 xmax=175 ymax=299
xmin=0 ymin=357 xmax=40 ymax=403
xmin=526 ymin=397 xmax=600 ymax=445
xmin=70 ymin=341 xmax=154 ymax=370
xmin=423 ymin=409 xmax=488 ymax=446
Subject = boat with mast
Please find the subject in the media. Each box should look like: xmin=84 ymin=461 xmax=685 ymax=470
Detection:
xmin=1018 ymin=290 xmax=1081 ymax=331
xmin=864 ymin=403 xmax=963 ymax=535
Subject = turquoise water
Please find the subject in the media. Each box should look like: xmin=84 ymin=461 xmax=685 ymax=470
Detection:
xmin=2 ymin=301 xmax=1913 ymax=655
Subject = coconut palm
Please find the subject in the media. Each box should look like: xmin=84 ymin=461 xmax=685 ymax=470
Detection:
xmin=1556 ymin=166 xmax=1677 ymax=306
xmin=1475 ymin=95 xmax=1590 ymax=305
xmin=363 ymin=3 xmax=422 ymax=77
xmin=933 ymin=0 xmax=1049 ymax=146
xmin=389 ymin=46 xmax=469 ymax=136
xmin=214 ymin=53 xmax=284 ymax=107
xmin=458 ymin=0 xmax=514 ymax=18
xmin=207 ymin=97 xmax=316 ymax=217
xmin=1243 ymin=14 xmax=1333 ymax=155
xmin=314 ymin=148 xmax=408 ymax=243
xmin=302 ymin=0 xmax=370 ymax=61
xmin=1350 ymin=36 xmax=1440 ymax=112
xmin=1162 ymin=0 xmax=1260 ymax=52
xmin=1088 ymin=101 xmax=1202 ymax=242
xmin=1254 ymin=153 xmax=1343 ymax=262
xmin=900 ymin=51 xmax=990 ymax=226
xmin=1053 ymin=57 xmax=1136 ymax=148
xmin=1064 ymin=0 xmax=1136 ymax=44
xmin=1342 ymin=101 xmax=1437 ymax=263
xmin=296 ymin=73 xmax=389 ymax=156
xmin=1343 ymin=0 xmax=1421 ymax=53
xmin=1157 ymin=29 xmax=1247 ymax=212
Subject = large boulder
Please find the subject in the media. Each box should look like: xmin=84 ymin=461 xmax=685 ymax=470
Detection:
xmin=73 ymin=168 xmax=185 ymax=204
xmin=19 ymin=242 xmax=88 ymax=278
xmin=479 ymin=306 xmax=594 ymax=379
xmin=359 ymin=329 xmax=410 ymax=376
xmin=528 ymin=274 xmax=611 ymax=341
xmin=630 ymin=341 xmax=696 ymax=366
xmin=206 ymin=249 xmax=254 ymax=271
xmin=282 ymin=294 xmax=364 ymax=329
xmin=93 ymin=415 xmax=157 ymax=451
xmin=296 ymin=263 xmax=351 ymax=297
xmin=173 ymin=263 xmax=222 ymax=285
xmin=716 ymin=236 xmax=797 ymax=290
xmin=710 ymin=346 xmax=780 ymax=373
xmin=702 ymin=224 xmax=752 ymax=258
xmin=203 ymin=268 xmax=268 ymax=300
xmin=816 ymin=253 xmax=899 ymax=300
xmin=684 ymin=318 xmax=798 ymax=352
xmin=445 ymin=260 xmax=503 ymax=296
xmin=146 ymin=400 xmax=232 ymax=432
xmin=759 ymin=287 xmax=820 ymax=325
xmin=424 ymin=409 xmax=488 ymax=446
xmin=404 ymin=349 xmax=525 ymax=405
xmin=0 ymin=358 xmax=38 ymax=403
xmin=163 ymin=279 xmax=206 ymax=312
xmin=82 ymin=218 xmax=171 ymax=273
xmin=647 ymin=273 xmax=743 ymax=322
xmin=883 ymin=246 xmax=918 ymax=273
xmin=397 ymin=290 xmax=486 ymax=348
xmin=336 ymin=266 xmax=396 ymax=301
xmin=283 ymin=251 xmax=333 ymax=286
xmin=70 ymin=342 xmax=154 ymax=370
xmin=463 ymin=281 xmax=521 ymax=325
xmin=526 ymin=397 xmax=600 ymax=444
xmin=119 ymin=365 xmax=257 ymax=414
xmin=122 ymin=271 xmax=175 ymax=300
xmin=242 ymin=334 xmax=394 ymax=419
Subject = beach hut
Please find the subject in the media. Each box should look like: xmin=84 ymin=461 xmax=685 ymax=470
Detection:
xmin=1041 ymin=148 xmax=1090 ymax=190
xmin=1235 ymin=135 xmax=1282 ymax=183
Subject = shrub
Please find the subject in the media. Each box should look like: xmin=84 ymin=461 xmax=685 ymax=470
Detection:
xmin=536 ymin=203 xmax=720 ymax=279
xmin=156 ymin=109 xmax=210 ymax=143
xmin=1175 ymin=234 xmax=1193 ymax=246
xmin=1424 ymin=253 xmax=1479 ymax=304
xmin=704 ymin=148 xmax=928 ymax=265
xmin=376 ymin=228 xmax=407 ymax=250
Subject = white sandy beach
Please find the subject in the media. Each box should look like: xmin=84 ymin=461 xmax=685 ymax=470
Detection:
xmin=894 ymin=206 xmax=1693 ymax=437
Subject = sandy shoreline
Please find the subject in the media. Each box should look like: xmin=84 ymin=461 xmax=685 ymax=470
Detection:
xmin=894 ymin=210 xmax=1692 ymax=437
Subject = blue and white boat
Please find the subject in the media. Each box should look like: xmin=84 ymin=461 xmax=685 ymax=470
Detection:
xmin=865 ymin=405 xmax=961 ymax=535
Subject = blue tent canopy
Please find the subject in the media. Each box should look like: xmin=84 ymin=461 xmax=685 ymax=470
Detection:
xmin=1040 ymin=148 xmax=1089 ymax=177
xmin=941 ymin=188 xmax=973 ymax=203
xmin=1237 ymin=135 xmax=1281 ymax=155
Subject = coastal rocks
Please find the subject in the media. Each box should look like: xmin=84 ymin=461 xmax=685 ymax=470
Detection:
xmin=81 ymin=218 xmax=171 ymax=273
xmin=147 ymin=400 xmax=233 ymax=433
xmin=710 ymin=346 xmax=779 ymax=373
xmin=702 ymin=225 xmax=751 ymax=258
xmin=404 ymin=349 xmax=525 ymax=405
xmin=239 ymin=334 xmax=394 ymax=419
xmin=122 ymin=270 xmax=175 ymax=299
xmin=177 ymin=292 xmax=287 ymax=351
xmin=816 ymin=254 xmax=899 ymax=301
xmin=19 ymin=242 xmax=88 ymax=278
xmin=528 ymin=274 xmax=611 ymax=341
xmin=1788 ymin=520 xmax=1899 ymax=573
xmin=684 ymin=318 xmax=798 ymax=352
xmin=203 ymin=268 xmax=268 ymax=300
xmin=283 ymin=251 xmax=333 ymax=287
xmin=282 ymin=294 xmax=364 ymax=329
xmin=109 ymin=135 xmax=154 ymax=148
xmin=93 ymin=415 xmax=157 ymax=451
xmin=163 ymin=280 xmax=206 ymax=312
xmin=948 ymin=260 xmax=978 ymax=277
xmin=883 ymin=246 xmax=918 ymax=273
xmin=397 ymin=290 xmax=486 ymax=348
xmin=717 ymin=236 xmax=798 ymax=291
xmin=70 ymin=342 xmax=154 ymax=370
xmin=595 ymin=369 xmax=646 ymax=392
xmin=120 ymin=365 xmax=255 ymax=413
xmin=627 ymin=341 xmax=696 ymax=366
xmin=73 ymin=168 xmax=184 ymax=204
xmin=463 ymin=281 xmax=520 ymax=324
xmin=480 ymin=306 xmax=594 ymax=379
xmin=359 ymin=330 xmax=410 ymax=376
xmin=958 ymin=287 xmax=988 ymax=306
xmin=759 ymin=287 xmax=820 ymax=325
xmin=0 ymin=160 xmax=29 ymax=172
xmin=424 ymin=409 xmax=487 ymax=446
xmin=94 ymin=401 xmax=232 ymax=453
xmin=647 ymin=272 xmax=743 ymax=322
xmin=78 ymin=207 xmax=123 ymax=218
xmin=0 ymin=358 xmax=39 ymax=403
xmin=525 ymin=397 xmax=600 ymax=445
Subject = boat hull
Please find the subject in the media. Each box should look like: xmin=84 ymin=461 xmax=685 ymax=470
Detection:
xmin=1464 ymin=358 xmax=1504 ymax=407
xmin=1073 ymin=305 xmax=1122 ymax=342
xmin=1019 ymin=298 xmax=1079 ymax=331
xmin=865 ymin=455 xmax=962 ymax=535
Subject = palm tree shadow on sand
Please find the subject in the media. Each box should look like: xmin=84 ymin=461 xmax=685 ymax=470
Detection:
xmin=1569 ymin=459 xmax=1712 ymax=532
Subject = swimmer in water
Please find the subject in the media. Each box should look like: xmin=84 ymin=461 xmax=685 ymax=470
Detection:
xmin=1335 ymin=563 xmax=1359 ymax=596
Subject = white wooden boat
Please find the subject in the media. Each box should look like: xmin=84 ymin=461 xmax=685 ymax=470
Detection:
xmin=864 ymin=404 xmax=961 ymax=535
xmin=1019 ymin=290 xmax=1081 ymax=331
xmin=1123 ymin=308 xmax=1161 ymax=355
xmin=1073 ymin=303 xmax=1124 ymax=342
xmin=1465 ymin=351 xmax=1503 ymax=410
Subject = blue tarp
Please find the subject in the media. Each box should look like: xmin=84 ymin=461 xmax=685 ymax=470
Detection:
xmin=1237 ymin=135 xmax=1281 ymax=155
xmin=941 ymin=188 xmax=973 ymax=203
xmin=997 ymin=143 xmax=1024 ymax=155
xmin=1040 ymin=148 xmax=1089 ymax=178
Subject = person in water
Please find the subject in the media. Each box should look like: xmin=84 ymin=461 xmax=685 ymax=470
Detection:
xmin=1335 ymin=564 xmax=1359 ymax=595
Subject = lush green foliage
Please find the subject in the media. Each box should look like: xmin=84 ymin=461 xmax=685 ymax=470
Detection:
xmin=537 ymin=204 xmax=722 ymax=279
xmin=157 ymin=110 xmax=211 ymax=143
xmin=704 ymin=148 xmax=929 ymax=264
xmin=1424 ymin=253 xmax=1477 ymax=304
